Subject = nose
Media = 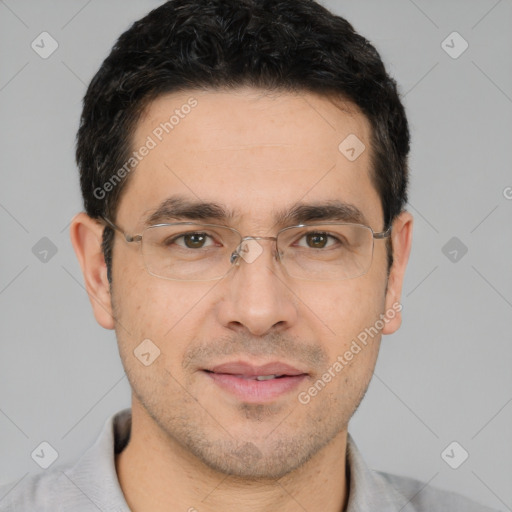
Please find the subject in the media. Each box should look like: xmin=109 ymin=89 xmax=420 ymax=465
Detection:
xmin=216 ymin=238 xmax=299 ymax=337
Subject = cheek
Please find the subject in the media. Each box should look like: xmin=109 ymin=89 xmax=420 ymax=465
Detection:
xmin=299 ymin=279 xmax=386 ymax=394
xmin=303 ymin=276 xmax=386 ymax=342
xmin=111 ymin=267 xmax=213 ymax=359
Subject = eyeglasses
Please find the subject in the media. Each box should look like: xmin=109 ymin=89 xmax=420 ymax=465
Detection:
xmin=101 ymin=217 xmax=391 ymax=282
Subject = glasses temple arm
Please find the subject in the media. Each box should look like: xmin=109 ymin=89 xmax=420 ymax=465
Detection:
xmin=100 ymin=216 xmax=141 ymax=243
xmin=373 ymin=225 xmax=392 ymax=239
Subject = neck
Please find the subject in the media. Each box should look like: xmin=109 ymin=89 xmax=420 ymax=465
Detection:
xmin=115 ymin=402 xmax=349 ymax=512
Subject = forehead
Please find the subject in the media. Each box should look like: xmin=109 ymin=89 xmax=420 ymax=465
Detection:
xmin=120 ymin=88 xmax=382 ymax=230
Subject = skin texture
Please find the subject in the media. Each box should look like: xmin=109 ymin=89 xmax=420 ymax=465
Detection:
xmin=70 ymin=87 xmax=413 ymax=512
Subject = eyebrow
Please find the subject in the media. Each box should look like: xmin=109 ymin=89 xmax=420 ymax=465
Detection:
xmin=143 ymin=194 xmax=369 ymax=228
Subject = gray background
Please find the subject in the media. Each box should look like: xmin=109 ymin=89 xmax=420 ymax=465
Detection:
xmin=0 ymin=0 xmax=511 ymax=509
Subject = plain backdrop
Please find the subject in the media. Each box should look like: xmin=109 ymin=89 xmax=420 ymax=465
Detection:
xmin=0 ymin=0 xmax=511 ymax=510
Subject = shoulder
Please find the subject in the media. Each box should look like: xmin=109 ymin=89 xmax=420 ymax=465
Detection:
xmin=345 ymin=434 xmax=499 ymax=512
xmin=0 ymin=408 xmax=131 ymax=511
xmin=0 ymin=468 xmax=68 ymax=511
xmin=0 ymin=463 xmax=126 ymax=511
xmin=375 ymin=470 xmax=500 ymax=512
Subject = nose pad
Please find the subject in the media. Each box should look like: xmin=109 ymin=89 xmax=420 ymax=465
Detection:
xmin=240 ymin=239 xmax=264 ymax=264
xmin=230 ymin=238 xmax=280 ymax=267
xmin=230 ymin=239 xmax=264 ymax=265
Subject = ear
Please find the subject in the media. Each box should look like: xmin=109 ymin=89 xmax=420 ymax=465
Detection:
xmin=382 ymin=210 xmax=413 ymax=335
xmin=69 ymin=212 xmax=115 ymax=330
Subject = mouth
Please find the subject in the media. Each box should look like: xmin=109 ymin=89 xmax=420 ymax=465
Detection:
xmin=201 ymin=361 xmax=309 ymax=402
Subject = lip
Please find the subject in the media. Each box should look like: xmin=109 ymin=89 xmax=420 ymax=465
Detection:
xmin=209 ymin=361 xmax=306 ymax=377
xmin=202 ymin=360 xmax=309 ymax=402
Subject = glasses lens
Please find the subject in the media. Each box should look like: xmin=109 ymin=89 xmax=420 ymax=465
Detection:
xmin=141 ymin=224 xmax=240 ymax=281
xmin=277 ymin=224 xmax=374 ymax=280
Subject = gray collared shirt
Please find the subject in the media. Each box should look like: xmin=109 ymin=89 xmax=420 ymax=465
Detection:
xmin=0 ymin=408 xmax=498 ymax=511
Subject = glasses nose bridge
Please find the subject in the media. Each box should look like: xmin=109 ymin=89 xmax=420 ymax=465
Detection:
xmin=241 ymin=235 xmax=278 ymax=243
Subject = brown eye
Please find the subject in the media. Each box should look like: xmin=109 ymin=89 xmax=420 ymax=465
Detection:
xmin=183 ymin=233 xmax=208 ymax=248
xmin=305 ymin=232 xmax=329 ymax=248
xmin=168 ymin=232 xmax=215 ymax=249
xmin=296 ymin=231 xmax=340 ymax=249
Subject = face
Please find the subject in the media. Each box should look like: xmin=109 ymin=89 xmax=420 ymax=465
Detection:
xmin=74 ymin=87 xmax=412 ymax=479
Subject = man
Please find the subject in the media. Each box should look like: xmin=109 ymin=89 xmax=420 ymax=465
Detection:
xmin=0 ymin=0 xmax=498 ymax=510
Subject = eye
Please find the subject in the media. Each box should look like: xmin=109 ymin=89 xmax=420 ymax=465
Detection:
xmin=296 ymin=231 xmax=340 ymax=249
xmin=171 ymin=232 xmax=216 ymax=249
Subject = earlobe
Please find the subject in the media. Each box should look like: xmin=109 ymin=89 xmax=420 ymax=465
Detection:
xmin=69 ymin=212 xmax=116 ymax=330
xmin=382 ymin=210 xmax=413 ymax=335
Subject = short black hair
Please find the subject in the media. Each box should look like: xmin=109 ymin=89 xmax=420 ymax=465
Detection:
xmin=76 ymin=0 xmax=410 ymax=283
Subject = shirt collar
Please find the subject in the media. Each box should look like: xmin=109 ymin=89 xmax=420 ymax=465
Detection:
xmin=63 ymin=408 xmax=132 ymax=511
xmin=345 ymin=431 xmax=412 ymax=511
